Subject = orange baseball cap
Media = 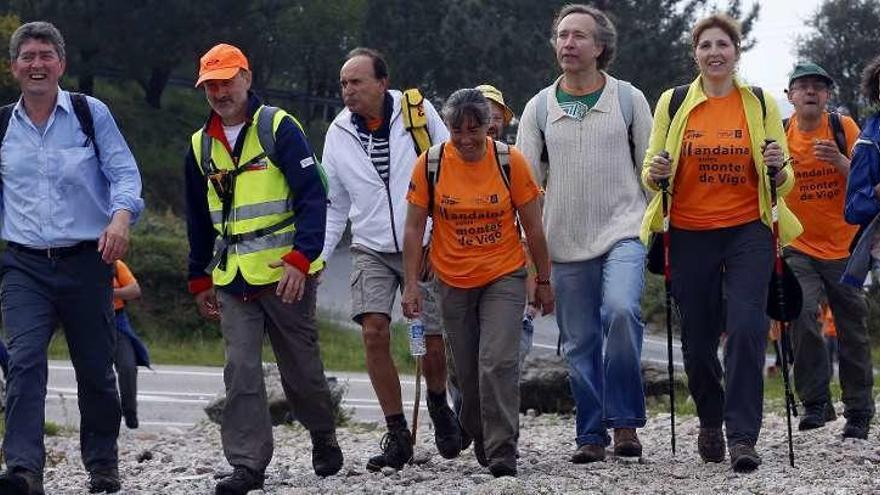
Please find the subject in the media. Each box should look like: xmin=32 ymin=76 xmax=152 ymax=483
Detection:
xmin=195 ymin=43 xmax=249 ymax=87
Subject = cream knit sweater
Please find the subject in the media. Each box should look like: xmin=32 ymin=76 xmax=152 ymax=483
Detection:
xmin=516 ymin=73 xmax=653 ymax=263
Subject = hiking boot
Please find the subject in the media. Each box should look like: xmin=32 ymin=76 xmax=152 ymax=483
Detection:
xmin=570 ymin=444 xmax=606 ymax=464
xmin=427 ymin=396 xmax=462 ymax=459
xmin=124 ymin=410 xmax=139 ymax=430
xmin=697 ymin=427 xmax=725 ymax=463
xmin=799 ymin=402 xmax=833 ymax=431
xmin=842 ymin=415 xmax=871 ymax=440
xmin=214 ymin=466 xmax=264 ymax=495
xmin=613 ymin=428 xmax=642 ymax=457
xmin=366 ymin=428 xmax=413 ymax=472
xmin=728 ymin=442 xmax=761 ymax=473
xmin=88 ymin=466 xmax=121 ymax=494
xmin=0 ymin=468 xmax=45 ymax=495
xmin=473 ymin=437 xmax=489 ymax=467
xmin=488 ymin=463 xmax=517 ymax=478
xmin=311 ymin=430 xmax=344 ymax=477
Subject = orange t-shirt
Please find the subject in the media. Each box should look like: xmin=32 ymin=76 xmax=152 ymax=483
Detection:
xmin=407 ymin=139 xmax=540 ymax=288
xmin=113 ymin=260 xmax=136 ymax=311
xmin=671 ymin=91 xmax=760 ymax=230
xmin=784 ymin=113 xmax=860 ymax=260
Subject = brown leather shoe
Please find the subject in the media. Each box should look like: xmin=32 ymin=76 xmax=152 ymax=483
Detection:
xmin=613 ymin=428 xmax=643 ymax=457
xmin=698 ymin=427 xmax=725 ymax=463
xmin=570 ymin=444 xmax=606 ymax=464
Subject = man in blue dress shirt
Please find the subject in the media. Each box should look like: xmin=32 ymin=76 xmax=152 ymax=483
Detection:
xmin=0 ymin=21 xmax=143 ymax=495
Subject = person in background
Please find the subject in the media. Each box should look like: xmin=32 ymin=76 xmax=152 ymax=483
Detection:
xmin=111 ymin=259 xmax=150 ymax=430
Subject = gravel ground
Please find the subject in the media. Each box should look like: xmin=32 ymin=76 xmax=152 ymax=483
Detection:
xmin=40 ymin=410 xmax=880 ymax=494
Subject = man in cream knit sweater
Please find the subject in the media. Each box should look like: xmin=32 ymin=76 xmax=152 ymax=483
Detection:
xmin=516 ymin=4 xmax=652 ymax=464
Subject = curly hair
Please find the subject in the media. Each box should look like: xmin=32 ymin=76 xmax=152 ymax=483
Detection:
xmin=692 ymin=13 xmax=742 ymax=54
xmin=861 ymin=54 xmax=880 ymax=106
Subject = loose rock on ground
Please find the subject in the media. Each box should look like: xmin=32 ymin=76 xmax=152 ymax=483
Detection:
xmin=40 ymin=410 xmax=880 ymax=494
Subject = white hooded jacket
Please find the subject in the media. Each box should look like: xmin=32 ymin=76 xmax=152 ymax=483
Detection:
xmin=321 ymin=90 xmax=448 ymax=259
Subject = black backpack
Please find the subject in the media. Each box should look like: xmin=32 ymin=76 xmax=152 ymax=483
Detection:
xmin=0 ymin=92 xmax=99 ymax=160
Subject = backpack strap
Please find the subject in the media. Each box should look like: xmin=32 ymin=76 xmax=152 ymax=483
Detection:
xmin=70 ymin=92 xmax=99 ymax=161
xmin=425 ymin=143 xmax=444 ymax=216
xmin=667 ymin=85 xmax=689 ymax=122
xmin=828 ymin=112 xmax=848 ymax=157
xmin=402 ymin=88 xmax=432 ymax=156
xmin=493 ymin=140 xmax=512 ymax=190
xmin=750 ymin=86 xmax=766 ymax=120
xmin=617 ymin=80 xmax=636 ymax=171
xmin=535 ymin=86 xmax=552 ymax=163
xmin=0 ymin=103 xmax=14 ymax=148
xmin=256 ymin=105 xmax=280 ymax=165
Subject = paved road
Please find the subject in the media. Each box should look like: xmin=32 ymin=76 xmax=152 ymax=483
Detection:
xmin=44 ymin=247 xmax=775 ymax=431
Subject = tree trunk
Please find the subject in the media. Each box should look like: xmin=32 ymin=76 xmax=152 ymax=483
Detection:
xmin=143 ymin=67 xmax=171 ymax=109
xmin=78 ymin=73 xmax=95 ymax=96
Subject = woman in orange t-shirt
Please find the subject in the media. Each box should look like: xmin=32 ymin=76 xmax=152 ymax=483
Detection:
xmin=643 ymin=15 xmax=794 ymax=472
xmin=113 ymin=260 xmax=149 ymax=429
xmin=401 ymin=88 xmax=553 ymax=477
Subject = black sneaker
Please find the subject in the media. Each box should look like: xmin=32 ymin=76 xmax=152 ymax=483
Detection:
xmin=427 ymin=397 xmax=462 ymax=459
xmin=88 ymin=466 xmax=121 ymax=494
xmin=842 ymin=415 xmax=871 ymax=440
xmin=311 ymin=430 xmax=344 ymax=477
xmin=697 ymin=427 xmax=725 ymax=463
xmin=366 ymin=428 xmax=413 ymax=472
xmin=0 ymin=469 xmax=45 ymax=495
xmin=799 ymin=402 xmax=831 ymax=431
xmin=214 ymin=466 xmax=264 ymax=495
xmin=728 ymin=442 xmax=761 ymax=473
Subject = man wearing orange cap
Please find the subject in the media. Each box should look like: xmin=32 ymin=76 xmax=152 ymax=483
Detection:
xmin=184 ymin=43 xmax=342 ymax=494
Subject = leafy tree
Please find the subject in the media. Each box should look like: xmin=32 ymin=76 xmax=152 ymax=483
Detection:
xmin=0 ymin=13 xmax=20 ymax=103
xmin=360 ymin=0 xmax=758 ymax=113
xmin=796 ymin=0 xmax=880 ymax=117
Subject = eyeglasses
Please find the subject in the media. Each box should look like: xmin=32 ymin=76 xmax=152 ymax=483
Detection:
xmin=790 ymin=81 xmax=829 ymax=92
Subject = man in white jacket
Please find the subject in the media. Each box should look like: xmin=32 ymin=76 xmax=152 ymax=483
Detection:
xmin=321 ymin=48 xmax=458 ymax=471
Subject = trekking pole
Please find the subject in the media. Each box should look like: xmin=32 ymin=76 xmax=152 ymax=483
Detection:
xmin=659 ymin=150 xmax=676 ymax=455
xmin=765 ymin=139 xmax=797 ymax=468
xmin=411 ymin=357 xmax=422 ymax=446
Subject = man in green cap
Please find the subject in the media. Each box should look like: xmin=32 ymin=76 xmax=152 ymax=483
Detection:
xmin=783 ymin=61 xmax=874 ymax=438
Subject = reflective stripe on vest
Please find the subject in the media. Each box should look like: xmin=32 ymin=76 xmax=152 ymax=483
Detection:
xmin=192 ymin=105 xmax=322 ymax=286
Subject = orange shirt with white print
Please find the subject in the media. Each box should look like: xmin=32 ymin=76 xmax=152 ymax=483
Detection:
xmin=407 ymin=139 xmax=540 ymax=289
xmin=671 ymin=91 xmax=760 ymax=230
xmin=785 ymin=112 xmax=859 ymax=260
xmin=113 ymin=260 xmax=136 ymax=311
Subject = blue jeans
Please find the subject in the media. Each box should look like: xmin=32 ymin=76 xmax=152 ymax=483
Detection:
xmin=553 ymin=239 xmax=646 ymax=447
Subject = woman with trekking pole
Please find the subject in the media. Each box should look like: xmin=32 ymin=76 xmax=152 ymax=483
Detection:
xmin=400 ymin=88 xmax=554 ymax=478
xmin=639 ymin=14 xmax=802 ymax=472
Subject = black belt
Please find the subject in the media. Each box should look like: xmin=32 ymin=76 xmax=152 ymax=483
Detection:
xmin=7 ymin=241 xmax=98 ymax=259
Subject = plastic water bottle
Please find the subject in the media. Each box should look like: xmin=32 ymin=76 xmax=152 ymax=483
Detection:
xmin=409 ymin=318 xmax=426 ymax=357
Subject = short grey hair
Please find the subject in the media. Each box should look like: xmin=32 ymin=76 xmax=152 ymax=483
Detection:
xmin=441 ymin=88 xmax=491 ymax=129
xmin=551 ymin=4 xmax=617 ymax=71
xmin=10 ymin=21 xmax=66 ymax=60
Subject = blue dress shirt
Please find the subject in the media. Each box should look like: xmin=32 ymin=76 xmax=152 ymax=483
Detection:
xmin=0 ymin=89 xmax=144 ymax=248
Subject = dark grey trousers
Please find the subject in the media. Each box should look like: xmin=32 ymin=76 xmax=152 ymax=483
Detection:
xmin=784 ymin=249 xmax=875 ymax=418
xmin=437 ymin=269 xmax=525 ymax=470
xmin=670 ymin=221 xmax=773 ymax=445
xmin=216 ymin=276 xmax=336 ymax=473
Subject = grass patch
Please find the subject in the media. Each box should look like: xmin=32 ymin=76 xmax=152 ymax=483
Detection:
xmin=47 ymin=317 xmax=417 ymax=373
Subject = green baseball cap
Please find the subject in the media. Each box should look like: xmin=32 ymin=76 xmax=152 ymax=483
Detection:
xmin=788 ymin=62 xmax=834 ymax=87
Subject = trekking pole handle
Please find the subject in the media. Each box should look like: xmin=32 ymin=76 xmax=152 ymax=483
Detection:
xmin=763 ymin=139 xmax=780 ymax=180
xmin=657 ymin=150 xmax=671 ymax=191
